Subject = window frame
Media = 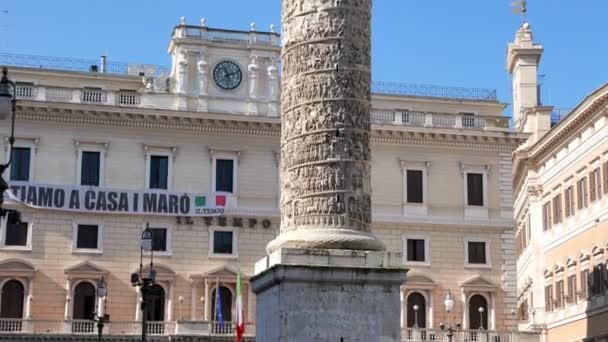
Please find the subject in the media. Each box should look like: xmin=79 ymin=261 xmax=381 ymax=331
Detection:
xmin=464 ymin=238 xmax=491 ymax=268
xmin=576 ymin=177 xmax=588 ymax=210
xmin=75 ymin=142 xmax=108 ymax=187
xmin=143 ymin=223 xmax=173 ymax=257
xmin=552 ymin=194 xmax=563 ymax=225
xmin=564 ymin=185 xmax=575 ymax=218
xmin=208 ymin=226 xmax=239 ymax=259
xmin=460 ymin=164 xmax=489 ymax=218
xmin=5 ymin=139 xmax=37 ymax=183
xmin=211 ymin=152 xmax=239 ymax=195
xmin=144 ymin=145 xmax=175 ymax=191
xmin=400 ymin=161 xmax=430 ymax=217
xmin=0 ymin=214 xmax=33 ymax=251
xmin=72 ymin=221 xmax=104 ymax=254
xmin=401 ymin=234 xmax=431 ymax=267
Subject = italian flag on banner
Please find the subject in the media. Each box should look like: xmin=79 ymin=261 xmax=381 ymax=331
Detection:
xmin=235 ymin=269 xmax=245 ymax=342
xmin=195 ymin=194 xmax=227 ymax=207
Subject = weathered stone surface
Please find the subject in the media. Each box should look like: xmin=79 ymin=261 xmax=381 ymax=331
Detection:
xmin=267 ymin=0 xmax=385 ymax=253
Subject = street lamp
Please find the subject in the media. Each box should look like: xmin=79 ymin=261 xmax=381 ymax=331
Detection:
xmin=131 ymin=223 xmax=155 ymax=342
xmin=413 ymin=304 xmax=419 ymax=329
xmin=478 ymin=306 xmax=485 ymax=330
xmin=440 ymin=290 xmax=457 ymax=342
xmin=92 ymin=277 xmax=110 ymax=342
xmin=0 ymin=67 xmax=21 ymax=223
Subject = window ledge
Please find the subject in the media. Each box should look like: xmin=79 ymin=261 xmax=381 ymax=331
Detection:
xmin=208 ymin=254 xmax=239 ymax=260
xmin=144 ymin=251 xmax=172 ymax=257
xmin=404 ymin=261 xmax=431 ymax=268
xmin=72 ymin=249 xmax=103 ymax=255
xmin=464 ymin=263 xmax=492 ymax=270
xmin=0 ymin=245 xmax=32 ymax=252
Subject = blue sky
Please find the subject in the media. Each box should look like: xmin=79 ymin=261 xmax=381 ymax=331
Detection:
xmin=1 ymin=1 xmax=606 ymax=113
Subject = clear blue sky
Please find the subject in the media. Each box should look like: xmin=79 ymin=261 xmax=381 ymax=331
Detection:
xmin=1 ymin=1 xmax=606 ymax=113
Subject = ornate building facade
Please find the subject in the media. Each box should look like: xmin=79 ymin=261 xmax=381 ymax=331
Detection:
xmin=0 ymin=19 xmax=524 ymax=340
xmin=510 ymin=22 xmax=608 ymax=342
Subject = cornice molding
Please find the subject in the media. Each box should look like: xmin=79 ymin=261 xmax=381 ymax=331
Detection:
xmin=15 ymin=102 xmax=526 ymax=150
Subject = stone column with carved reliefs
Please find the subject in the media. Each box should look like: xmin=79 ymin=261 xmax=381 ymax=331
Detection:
xmin=266 ymin=0 xmax=384 ymax=253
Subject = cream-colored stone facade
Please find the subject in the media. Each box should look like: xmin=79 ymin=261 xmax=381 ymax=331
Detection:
xmin=0 ymin=21 xmax=524 ymax=339
xmin=511 ymin=22 xmax=608 ymax=342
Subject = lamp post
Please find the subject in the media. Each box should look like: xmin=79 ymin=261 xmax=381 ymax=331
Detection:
xmin=440 ymin=290 xmax=456 ymax=342
xmin=93 ymin=277 xmax=110 ymax=342
xmin=131 ymin=223 xmax=155 ymax=342
xmin=0 ymin=67 xmax=21 ymax=224
xmin=478 ymin=307 xmax=485 ymax=330
xmin=413 ymin=304 xmax=419 ymax=329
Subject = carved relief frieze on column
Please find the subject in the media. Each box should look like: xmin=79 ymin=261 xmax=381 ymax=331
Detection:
xmin=266 ymin=0 xmax=384 ymax=253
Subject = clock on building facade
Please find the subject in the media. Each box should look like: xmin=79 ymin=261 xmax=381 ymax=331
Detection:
xmin=213 ymin=60 xmax=243 ymax=90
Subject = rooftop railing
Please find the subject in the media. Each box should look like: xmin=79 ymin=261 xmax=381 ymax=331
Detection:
xmin=371 ymin=109 xmax=510 ymax=131
xmin=175 ymin=26 xmax=280 ymax=46
xmin=0 ymin=53 xmax=168 ymax=76
xmin=372 ymin=81 xmax=498 ymax=101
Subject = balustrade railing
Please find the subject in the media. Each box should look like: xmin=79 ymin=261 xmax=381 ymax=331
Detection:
xmin=402 ymin=328 xmax=513 ymax=342
xmin=46 ymin=87 xmax=74 ymax=102
xmin=371 ymin=109 xmax=510 ymax=131
xmin=15 ymin=83 xmax=37 ymax=99
xmin=177 ymin=26 xmax=280 ymax=46
xmin=81 ymin=88 xmax=107 ymax=103
xmin=117 ymin=91 xmax=141 ymax=106
xmin=0 ymin=319 xmax=24 ymax=332
xmin=70 ymin=319 xmax=95 ymax=334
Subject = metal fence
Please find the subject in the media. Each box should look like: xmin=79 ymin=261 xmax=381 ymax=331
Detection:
xmin=0 ymin=53 xmax=168 ymax=76
xmin=372 ymin=81 xmax=498 ymax=101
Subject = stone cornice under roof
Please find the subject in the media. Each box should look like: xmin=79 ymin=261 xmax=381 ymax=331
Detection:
xmin=512 ymin=83 xmax=608 ymax=193
xmin=15 ymin=101 xmax=526 ymax=150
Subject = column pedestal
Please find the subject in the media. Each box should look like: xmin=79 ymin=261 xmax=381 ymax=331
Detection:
xmin=251 ymin=248 xmax=407 ymax=342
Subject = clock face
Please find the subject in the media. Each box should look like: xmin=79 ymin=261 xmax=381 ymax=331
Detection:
xmin=213 ymin=61 xmax=243 ymax=90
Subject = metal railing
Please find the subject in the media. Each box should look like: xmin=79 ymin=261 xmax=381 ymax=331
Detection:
xmin=371 ymin=109 xmax=510 ymax=131
xmin=372 ymin=81 xmax=497 ymax=101
xmin=0 ymin=52 xmax=168 ymax=76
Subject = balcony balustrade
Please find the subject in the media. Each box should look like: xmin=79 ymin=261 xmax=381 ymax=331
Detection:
xmin=371 ymin=109 xmax=511 ymax=132
xmin=177 ymin=26 xmax=280 ymax=46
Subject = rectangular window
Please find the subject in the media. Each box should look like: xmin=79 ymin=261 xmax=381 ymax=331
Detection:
xmin=149 ymin=155 xmax=169 ymax=190
xmin=406 ymin=239 xmax=426 ymax=262
xmin=215 ymin=159 xmax=234 ymax=193
xmin=542 ymin=202 xmax=552 ymax=231
xmin=467 ymin=173 xmax=484 ymax=206
xmin=592 ymin=264 xmax=605 ymax=295
xmin=590 ymin=168 xmax=602 ymax=202
xmin=580 ymin=269 xmax=589 ymax=300
xmin=467 ymin=241 xmax=487 ymax=264
xmin=567 ymin=274 xmax=576 ymax=304
xmin=564 ymin=186 xmax=575 ymax=218
xmin=603 ymin=161 xmax=608 ymax=195
xmin=81 ymin=151 xmax=100 ymax=186
xmin=577 ymin=177 xmax=588 ymax=209
xmin=406 ymin=170 xmax=424 ymax=203
xmin=76 ymin=224 xmax=99 ymax=249
xmin=545 ymin=284 xmax=553 ymax=312
xmin=150 ymin=228 xmax=167 ymax=252
xmin=555 ymin=280 xmax=564 ymax=308
xmin=213 ymin=230 xmax=234 ymax=255
xmin=10 ymin=147 xmax=31 ymax=181
xmin=552 ymin=194 xmax=562 ymax=224
xmin=5 ymin=221 xmax=28 ymax=246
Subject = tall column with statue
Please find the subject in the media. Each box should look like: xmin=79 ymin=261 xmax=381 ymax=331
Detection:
xmin=251 ymin=1 xmax=406 ymax=341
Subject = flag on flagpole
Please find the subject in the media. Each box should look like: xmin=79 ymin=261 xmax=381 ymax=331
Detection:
xmin=215 ymin=277 xmax=224 ymax=327
xmin=235 ymin=267 xmax=245 ymax=342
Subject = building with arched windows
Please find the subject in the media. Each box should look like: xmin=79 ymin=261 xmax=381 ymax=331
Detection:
xmin=0 ymin=19 xmax=531 ymax=340
xmin=510 ymin=20 xmax=608 ymax=342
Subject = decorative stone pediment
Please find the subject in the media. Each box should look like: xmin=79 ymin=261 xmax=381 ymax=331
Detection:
xmin=139 ymin=264 xmax=176 ymax=282
xmin=204 ymin=265 xmax=248 ymax=280
xmin=552 ymin=263 xmax=564 ymax=274
xmin=404 ymin=273 xmax=437 ymax=290
xmin=460 ymin=275 xmax=498 ymax=291
xmin=0 ymin=259 xmax=36 ymax=277
xmin=578 ymin=250 xmax=591 ymax=262
xmin=565 ymin=257 xmax=577 ymax=268
xmin=592 ymin=245 xmax=604 ymax=257
xmin=65 ymin=261 xmax=108 ymax=279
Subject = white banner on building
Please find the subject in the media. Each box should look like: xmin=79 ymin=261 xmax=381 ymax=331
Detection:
xmin=6 ymin=182 xmax=231 ymax=217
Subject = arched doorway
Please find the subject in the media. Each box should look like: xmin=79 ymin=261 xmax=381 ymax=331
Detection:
xmin=406 ymin=292 xmax=427 ymax=328
xmin=73 ymin=282 xmax=96 ymax=320
xmin=468 ymin=294 xmax=488 ymax=330
xmin=1 ymin=280 xmax=24 ymax=319
xmin=146 ymin=284 xmax=166 ymax=322
xmin=211 ymin=285 xmax=233 ymax=322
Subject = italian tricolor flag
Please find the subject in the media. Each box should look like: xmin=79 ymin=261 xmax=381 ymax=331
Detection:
xmin=235 ymin=269 xmax=245 ymax=342
xmin=195 ymin=195 xmax=227 ymax=207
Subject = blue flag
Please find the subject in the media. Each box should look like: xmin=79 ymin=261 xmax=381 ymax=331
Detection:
xmin=215 ymin=278 xmax=224 ymax=327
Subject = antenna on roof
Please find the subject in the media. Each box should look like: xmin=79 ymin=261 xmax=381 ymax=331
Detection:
xmin=511 ymin=0 xmax=528 ymax=23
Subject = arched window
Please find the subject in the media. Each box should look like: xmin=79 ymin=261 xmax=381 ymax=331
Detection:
xmin=146 ymin=284 xmax=166 ymax=322
xmin=468 ymin=294 xmax=488 ymax=330
xmin=73 ymin=282 xmax=96 ymax=320
xmin=211 ymin=286 xmax=233 ymax=322
xmin=1 ymin=280 xmax=24 ymax=319
xmin=406 ymin=292 xmax=426 ymax=328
